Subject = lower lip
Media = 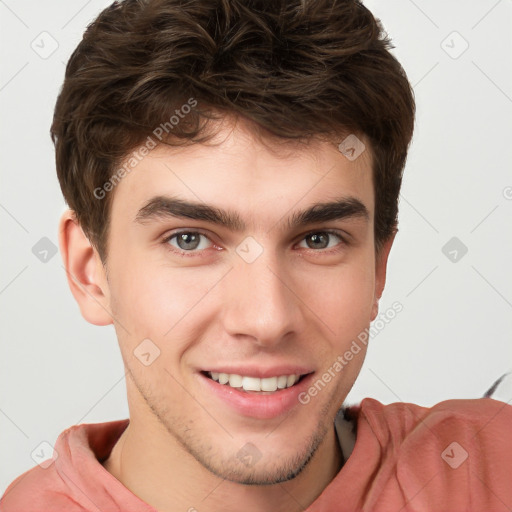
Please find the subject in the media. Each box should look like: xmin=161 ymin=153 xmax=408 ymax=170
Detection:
xmin=197 ymin=372 xmax=314 ymax=420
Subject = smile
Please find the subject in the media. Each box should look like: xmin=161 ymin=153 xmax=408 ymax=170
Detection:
xmin=205 ymin=371 xmax=304 ymax=393
xmin=198 ymin=369 xmax=315 ymax=419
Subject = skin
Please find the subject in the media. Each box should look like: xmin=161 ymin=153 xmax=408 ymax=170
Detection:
xmin=59 ymin=115 xmax=394 ymax=512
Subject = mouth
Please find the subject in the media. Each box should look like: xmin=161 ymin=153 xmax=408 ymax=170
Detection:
xmin=202 ymin=371 xmax=308 ymax=394
xmin=198 ymin=368 xmax=314 ymax=419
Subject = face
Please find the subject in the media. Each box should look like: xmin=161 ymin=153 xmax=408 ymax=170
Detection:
xmin=91 ymin=118 xmax=389 ymax=485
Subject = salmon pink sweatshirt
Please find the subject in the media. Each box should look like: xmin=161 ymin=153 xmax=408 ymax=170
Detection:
xmin=1 ymin=397 xmax=511 ymax=511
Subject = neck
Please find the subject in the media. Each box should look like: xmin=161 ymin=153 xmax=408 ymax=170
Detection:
xmin=102 ymin=417 xmax=343 ymax=512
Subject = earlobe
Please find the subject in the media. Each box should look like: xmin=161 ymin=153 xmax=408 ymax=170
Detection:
xmin=58 ymin=209 xmax=113 ymax=326
xmin=370 ymin=299 xmax=379 ymax=323
xmin=370 ymin=231 xmax=396 ymax=322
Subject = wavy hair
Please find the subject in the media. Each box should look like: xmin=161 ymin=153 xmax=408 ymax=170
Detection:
xmin=51 ymin=0 xmax=415 ymax=262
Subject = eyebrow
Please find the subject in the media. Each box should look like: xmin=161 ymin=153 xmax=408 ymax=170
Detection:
xmin=134 ymin=195 xmax=369 ymax=231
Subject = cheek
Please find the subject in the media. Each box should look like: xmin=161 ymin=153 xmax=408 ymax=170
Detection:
xmin=298 ymin=256 xmax=376 ymax=340
xmin=108 ymin=259 xmax=221 ymax=348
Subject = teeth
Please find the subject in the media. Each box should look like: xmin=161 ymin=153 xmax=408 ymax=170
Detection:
xmin=208 ymin=372 xmax=302 ymax=392
xmin=229 ymin=374 xmax=243 ymax=388
xmin=287 ymin=375 xmax=297 ymax=387
xmin=242 ymin=376 xmax=261 ymax=391
xmin=261 ymin=377 xmax=277 ymax=392
xmin=277 ymin=375 xmax=288 ymax=389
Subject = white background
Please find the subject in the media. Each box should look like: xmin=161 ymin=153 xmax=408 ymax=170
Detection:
xmin=1 ymin=0 xmax=511 ymax=495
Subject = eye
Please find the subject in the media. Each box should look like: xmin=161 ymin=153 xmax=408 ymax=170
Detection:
xmin=164 ymin=231 xmax=213 ymax=253
xmin=297 ymin=231 xmax=346 ymax=251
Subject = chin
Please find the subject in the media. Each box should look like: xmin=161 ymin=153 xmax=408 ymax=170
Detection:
xmin=195 ymin=446 xmax=318 ymax=486
xmin=178 ymin=414 xmax=330 ymax=486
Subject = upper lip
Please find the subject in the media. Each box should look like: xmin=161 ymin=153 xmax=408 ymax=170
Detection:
xmin=200 ymin=366 xmax=314 ymax=379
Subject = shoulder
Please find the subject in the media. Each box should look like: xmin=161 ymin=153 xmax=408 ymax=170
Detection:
xmin=0 ymin=464 xmax=73 ymax=511
xmin=361 ymin=394 xmax=511 ymax=427
xmin=0 ymin=419 xmax=131 ymax=512
xmin=356 ymin=396 xmax=512 ymax=453
xmin=0 ymin=422 xmax=87 ymax=511
xmin=350 ymin=397 xmax=512 ymax=510
xmin=337 ymin=386 xmax=512 ymax=463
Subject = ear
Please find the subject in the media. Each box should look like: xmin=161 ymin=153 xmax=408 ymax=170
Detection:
xmin=58 ymin=209 xmax=113 ymax=326
xmin=370 ymin=231 xmax=396 ymax=321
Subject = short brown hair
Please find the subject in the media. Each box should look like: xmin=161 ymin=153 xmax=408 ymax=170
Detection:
xmin=51 ymin=0 xmax=415 ymax=263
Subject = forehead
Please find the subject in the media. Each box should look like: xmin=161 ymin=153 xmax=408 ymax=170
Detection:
xmin=109 ymin=117 xmax=374 ymax=229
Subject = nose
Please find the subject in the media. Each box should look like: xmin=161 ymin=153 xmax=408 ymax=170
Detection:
xmin=220 ymin=249 xmax=305 ymax=347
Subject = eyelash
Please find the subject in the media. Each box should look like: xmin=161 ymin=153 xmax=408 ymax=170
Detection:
xmin=161 ymin=230 xmax=348 ymax=257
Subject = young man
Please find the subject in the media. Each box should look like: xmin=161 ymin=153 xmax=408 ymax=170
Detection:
xmin=1 ymin=0 xmax=511 ymax=510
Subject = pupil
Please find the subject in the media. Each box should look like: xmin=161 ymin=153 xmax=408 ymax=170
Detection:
xmin=309 ymin=233 xmax=328 ymax=249
xmin=178 ymin=233 xmax=199 ymax=250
